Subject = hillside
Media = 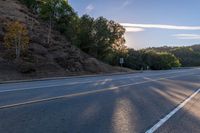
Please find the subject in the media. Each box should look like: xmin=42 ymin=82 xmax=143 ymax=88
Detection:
xmin=144 ymin=45 xmax=200 ymax=67
xmin=0 ymin=0 xmax=131 ymax=81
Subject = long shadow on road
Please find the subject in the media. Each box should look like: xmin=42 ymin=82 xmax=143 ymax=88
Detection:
xmin=0 ymin=75 xmax=200 ymax=133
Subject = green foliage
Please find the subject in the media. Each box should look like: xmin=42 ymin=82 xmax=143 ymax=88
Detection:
xmin=124 ymin=49 xmax=145 ymax=70
xmin=38 ymin=0 xmax=78 ymax=44
xmin=19 ymin=0 xmax=38 ymax=12
xmin=145 ymin=45 xmax=200 ymax=67
xmin=77 ymin=15 xmax=127 ymax=63
xmin=146 ymin=51 xmax=181 ymax=70
xmin=125 ymin=50 xmax=181 ymax=70
xmin=78 ymin=15 xmax=95 ymax=54
xmin=53 ymin=1 xmax=80 ymax=45
xmin=171 ymin=47 xmax=200 ymax=66
xmin=39 ymin=0 xmax=72 ymax=21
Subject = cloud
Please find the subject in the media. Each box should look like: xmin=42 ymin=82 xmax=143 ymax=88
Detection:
xmin=120 ymin=23 xmax=200 ymax=31
xmin=85 ymin=4 xmax=94 ymax=13
xmin=125 ymin=27 xmax=144 ymax=32
xmin=122 ymin=0 xmax=131 ymax=8
xmin=173 ymin=34 xmax=200 ymax=40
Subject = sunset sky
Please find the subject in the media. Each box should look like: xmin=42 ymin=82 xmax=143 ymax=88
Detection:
xmin=69 ymin=0 xmax=200 ymax=49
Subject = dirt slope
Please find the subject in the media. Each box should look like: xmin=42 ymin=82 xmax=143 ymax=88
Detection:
xmin=0 ymin=0 xmax=132 ymax=81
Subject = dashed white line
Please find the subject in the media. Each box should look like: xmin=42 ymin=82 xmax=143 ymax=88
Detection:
xmin=145 ymin=88 xmax=200 ymax=133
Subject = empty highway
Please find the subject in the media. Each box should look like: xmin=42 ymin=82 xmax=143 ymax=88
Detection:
xmin=0 ymin=68 xmax=200 ymax=133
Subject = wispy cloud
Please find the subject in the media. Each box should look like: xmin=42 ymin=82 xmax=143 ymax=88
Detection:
xmin=125 ymin=27 xmax=144 ymax=32
xmin=122 ymin=0 xmax=131 ymax=8
xmin=121 ymin=23 xmax=200 ymax=32
xmin=85 ymin=4 xmax=94 ymax=13
xmin=173 ymin=34 xmax=200 ymax=40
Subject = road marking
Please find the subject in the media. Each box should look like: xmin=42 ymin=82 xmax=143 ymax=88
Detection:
xmin=0 ymin=73 xmax=193 ymax=110
xmin=145 ymin=88 xmax=200 ymax=133
xmin=0 ymin=70 xmax=194 ymax=93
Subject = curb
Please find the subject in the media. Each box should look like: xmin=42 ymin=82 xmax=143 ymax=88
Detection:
xmin=0 ymin=71 xmax=142 ymax=84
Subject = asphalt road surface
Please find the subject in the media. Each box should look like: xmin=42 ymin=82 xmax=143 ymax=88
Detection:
xmin=0 ymin=68 xmax=200 ymax=133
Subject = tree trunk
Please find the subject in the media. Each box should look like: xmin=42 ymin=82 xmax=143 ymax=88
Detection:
xmin=16 ymin=34 xmax=21 ymax=59
xmin=15 ymin=46 xmax=18 ymax=59
xmin=30 ymin=18 xmax=34 ymax=31
xmin=47 ymin=16 xmax=52 ymax=45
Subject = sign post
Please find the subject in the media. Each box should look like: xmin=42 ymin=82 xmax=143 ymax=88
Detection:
xmin=119 ymin=58 xmax=124 ymax=67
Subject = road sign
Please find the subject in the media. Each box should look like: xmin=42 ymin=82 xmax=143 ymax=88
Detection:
xmin=119 ymin=58 xmax=124 ymax=67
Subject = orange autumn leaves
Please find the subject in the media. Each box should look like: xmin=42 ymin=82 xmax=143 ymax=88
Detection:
xmin=4 ymin=21 xmax=29 ymax=59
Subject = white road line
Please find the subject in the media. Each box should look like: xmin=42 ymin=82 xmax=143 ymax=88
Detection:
xmin=0 ymin=70 xmax=194 ymax=93
xmin=145 ymin=88 xmax=200 ymax=133
xmin=0 ymin=74 xmax=193 ymax=110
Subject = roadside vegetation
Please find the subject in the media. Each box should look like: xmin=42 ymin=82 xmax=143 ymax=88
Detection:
xmin=3 ymin=0 xmax=198 ymax=71
xmin=144 ymin=46 xmax=200 ymax=67
xmin=4 ymin=21 xmax=30 ymax=59
xmin=125 ymin=50 xmax=181 ymax=70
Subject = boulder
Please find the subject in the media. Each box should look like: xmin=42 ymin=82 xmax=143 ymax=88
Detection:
xmin=17 ymin=62 xmax=36 ymax=73
xmin=29 ymin=43 xmax=48 ymax=56
xmin=0 ymin=57 xmax=5 ymax=63
xmin=82 ymin=58 xmax=109 ymax=73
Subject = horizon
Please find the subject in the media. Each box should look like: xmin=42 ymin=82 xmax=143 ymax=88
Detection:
xmin=69 ymin=0 xmax=200 ymax=49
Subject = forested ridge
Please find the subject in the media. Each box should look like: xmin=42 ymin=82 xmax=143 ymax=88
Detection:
xmin=122 ymin=44 xmax=200 ymax=70
xmin=143 ymin=45 xmax=200 ymax=67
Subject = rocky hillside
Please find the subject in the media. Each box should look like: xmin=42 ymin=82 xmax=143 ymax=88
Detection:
xmin=0 ymin=0 xmax=131 ymax=81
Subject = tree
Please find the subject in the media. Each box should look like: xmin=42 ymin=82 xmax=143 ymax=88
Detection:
xmin=124 ymin=49 xmax=147 ymax=70
xmin=78 ymin=15 xmax=95 ymax=55
xmin=93 ymin=17 xmax=112 ymax=59
xmin=20 ymin=0 xmax=38 ymax=12
xmin=40 ymin=0 xmax=60 ymax=44
xmin=106 ymin=21 xmax=127 ymax=65
xmin=39 ymin=0 xmax=76 ymax=45
xmin=55 ymin=1 xmax=80 ymax=46
xmin=144 ymin=51 xmax=181 ymax=70
xmin=108 ymin=20 xmax=127 ymax=53
xmin=4 ymin=21 xmax=30 ymax=59
xmin=77 ymin=16 xmax=127 ymax=64
xmin=124 ymin=49 xmax=181 ymax=70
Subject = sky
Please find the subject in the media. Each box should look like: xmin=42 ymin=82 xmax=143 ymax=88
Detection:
xmin=68 ymin=0 xmax=200 ymax=49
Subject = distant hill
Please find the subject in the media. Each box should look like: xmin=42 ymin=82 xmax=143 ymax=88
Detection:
xmin=144 ymin=45 xmax=200 ymax=67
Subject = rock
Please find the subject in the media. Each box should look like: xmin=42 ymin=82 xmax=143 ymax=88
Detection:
xmin=73 ymin=62 xmax=83 ymax=71
xmin=0 ymin=57 xmax=5 ymax=63
xmin=36 ymin=62 xmax=62 ymax=72
xmin=29 ymin=43 xmax=48 ymax=56
xmin=82 ymin=58 xmax=108 ymax=73
xmin=0 ymin=29 xmax=4 ymax=43
xmin=52 ymin=51 xmax=69 ymax=68
xmin=17 ymin=62 xmax=36 ymax=74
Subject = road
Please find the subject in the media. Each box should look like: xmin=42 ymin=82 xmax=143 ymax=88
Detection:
xmin=0 ymin=68 xmax=200 ymax=133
